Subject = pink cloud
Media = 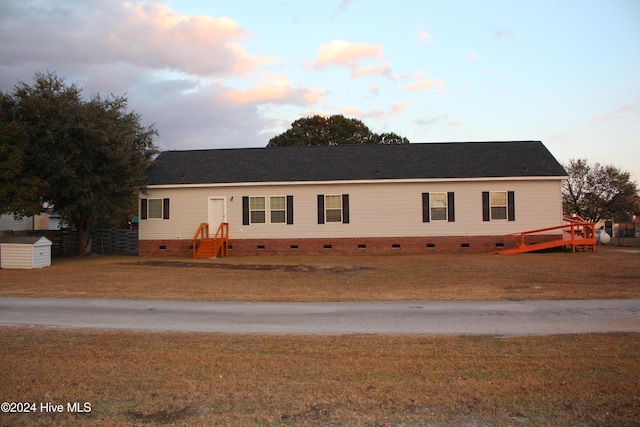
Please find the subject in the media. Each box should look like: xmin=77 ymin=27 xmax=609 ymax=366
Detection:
xmin=592 ymin=97 xmax=639 ymax=122
xmin=307 ymin=39 xmax=389 ymax=79
xmin=448 ymin=120 xmax=463 ymax=127
xmin=467 ymin=53 xmax=486 ymax=61
xmin=339 ymin=102 xmax=409 ymax=120
xmin=117 ymin=3 xmax=278 ymax=76
xmin=311 ymin=39 xmax=383 ymax=67
xmin=352 ymin=62 xmax=392 ymax=79
xmin=417 ymin=31 xmax=434 ymax=45
xmin=223 ymin=73 xmax=323 ymax=105
xmin=406 ymin=77 xmax=446 ymax=92
xmin=0 ymin=1 xmax=277 ymax=78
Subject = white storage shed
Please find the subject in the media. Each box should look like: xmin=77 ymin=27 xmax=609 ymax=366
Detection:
xmin=0 ymin=236 xmax=52 ymax=269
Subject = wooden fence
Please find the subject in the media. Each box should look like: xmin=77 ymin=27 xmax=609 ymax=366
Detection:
xmin=59 ymin=229 xmax=138 ymax=256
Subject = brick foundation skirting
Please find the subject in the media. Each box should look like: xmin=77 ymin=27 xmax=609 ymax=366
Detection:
xmin=139 ymin=234 xmax=562 ymax=257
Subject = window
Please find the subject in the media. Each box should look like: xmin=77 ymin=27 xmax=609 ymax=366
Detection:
xmin=430 ymin=192 xmax=447 ymax=221
xmin=148 ymin=199 xmax=163 ymax=219
xmin=490 ymin=192 xmax=507 ymax=220
xmin=325 ymin=195 xmax=342 ymax=222
xmin=422 ymin=192 xmax=455 ymax=222
xmin=140 ymin=198 xmax=169 ymax=220
xmin=270 ymin=196 xmax=286 ymax=224
xmin=482 ymin=191 xmax=515 ymax=221
xmin=317 ymin=194 xmax=350 ymax=224
xmin=243 ymin=195 xmax=293 ymax=225
xmin=249 ymin=196 xmax=266 ymax=224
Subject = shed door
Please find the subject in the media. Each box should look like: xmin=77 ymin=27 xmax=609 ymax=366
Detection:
xmin=208 ymin=198 xmax=226 ymax=231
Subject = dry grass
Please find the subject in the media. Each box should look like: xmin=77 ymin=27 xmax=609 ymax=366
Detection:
xmin=0 ymin=247 xmax=639 ymax=301
xmin=1 ymin=248 xmax=639 ymax=426
xmin=1 ymin=328 xmax=638 ymax=426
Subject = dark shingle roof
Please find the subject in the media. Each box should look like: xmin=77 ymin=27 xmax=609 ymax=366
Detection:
xmin=0 ymin=236 xmax=51 ymax=245
xmin=147 ymin=141 xmax=567 ymax=185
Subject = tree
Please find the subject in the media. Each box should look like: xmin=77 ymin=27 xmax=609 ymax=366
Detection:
xmin=2 ymin=72 xmax=158 ymax=255
xmin=267 ymin=114 xmax=409 ymax=147
xmin=0 ymin=94 xmax=47 ymax=217
xmin=562 ymin=159 xmax=638 ymax=223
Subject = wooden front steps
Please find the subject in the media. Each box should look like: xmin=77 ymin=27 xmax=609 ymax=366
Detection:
xmin=192 ymin=222 xmax=229 ymax=258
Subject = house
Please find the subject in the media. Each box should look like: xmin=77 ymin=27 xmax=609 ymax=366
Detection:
xmin=0 ymin=209 xmax=62 ymax=232
xmin=138 ymin=141 xmax=568 ymax=256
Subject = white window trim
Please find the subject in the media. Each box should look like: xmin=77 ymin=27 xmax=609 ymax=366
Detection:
xmin=249 ymin=196 xmax=266 ymax=225
xmin=429 ymin=192 xmax=448 ymax=221
xmin=490 ymin=191 xmax=508 ymax=221
xmin=147 ymin=198 xmax=164 ymax=220
xmin=325 ymin=194 xmax=342 ymax=223
xmin=269 ymin=195 xmax=287 ymax=224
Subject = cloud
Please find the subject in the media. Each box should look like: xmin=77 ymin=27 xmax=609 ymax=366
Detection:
xmin=352 ymin=62 xmax=392 ymax=79
xmin=128 ymin=78 xmax=271 ymax=150
xmin=307 ymin=39 xmax=389 ymax=79
xmin=417 ymin=31 xmax=434 ymax=45
xmin=485 ymin=68 xmax=506 ymax=78
xmin=406 ymin=77 xmax=446 ymax=93
xmin=340 ymin=102 xmax=409 ymax=120
xmin=368 ymin=85 xmax=380 ymax=95
xmin=448 ymin=120 xmax=463 ymax=127
xmin=0 ymin=0 xmax=291 ymax=150
xmin=337 ymin=0 xmax=358 ymax=13
xmin=223 ymin=72 xmax=324 ymax=105
xmin=404 ymin=70 xmax=445 ymax=92
xmin=467 ymin=53 xmax=486 ymax=61
xmin=0 ymin=0 xmax=276 ymax=78
xmin=414 ymin=114 xmax=448 ymax=126
xmin=310 ymin=39 xmax=383 ymax=68
xmin=491 ymin=27 xmax=514 ymax=40
xmin=593 ymin=98 xmax=639 ymax=122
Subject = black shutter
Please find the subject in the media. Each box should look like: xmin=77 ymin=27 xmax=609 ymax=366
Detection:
xmin=447 ymin=192 xmax=455 ymax=222
xmin=140 ymin=199 xmax=148 ymax=220
xmin=507 ymin=191 xmax=515 ymax=221
xmin=422 ymin=193 xmax=430 ymax=222
xmin=482 ymin=192 xmax=490 ymax=221
xmin=317 ymin=195 xmax=325 ymax=224
xmin=163 ymin=198 xmax=170 ymax=220
xmin=242 ymin=196 xmax=249 ymax=225
xmin=286 ymin=195 xmax=294 ymax=225
xmin=342 ymin=194 xmax=350 ymax=224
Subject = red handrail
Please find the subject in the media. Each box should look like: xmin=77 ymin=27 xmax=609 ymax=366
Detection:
xmin=192 ymin=222 xmax=209 ymax=258
xmin=192 ymin=222 xmax=229 ymax=258
xmin=505 ymin=217 xmax=596 ymax=253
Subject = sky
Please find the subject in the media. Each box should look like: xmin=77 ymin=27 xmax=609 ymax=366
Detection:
xmin=1 ymin=0 xmax=639 ymax=183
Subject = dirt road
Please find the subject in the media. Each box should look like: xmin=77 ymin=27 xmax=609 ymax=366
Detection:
xmin=1 ymin=297 xmax=639 ymax=335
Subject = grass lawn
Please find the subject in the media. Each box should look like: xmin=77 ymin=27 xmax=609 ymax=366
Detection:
xmin=1 ymin=247 xmax=639 ymax=426
xmin=0 ymin=247 xmax=639 ymax=301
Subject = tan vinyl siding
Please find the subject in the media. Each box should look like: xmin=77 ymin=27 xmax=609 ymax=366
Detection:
xmin=0 ymin=245 xmax=33 ymax=269
xmin=139 ymin=179 xmax=564 ymax=241
xmin=0 ymin=243 xmax=50 ymax=269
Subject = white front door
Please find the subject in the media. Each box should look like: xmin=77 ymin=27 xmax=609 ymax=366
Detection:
xmin=208 ymin=198 xmax=226 ymax=232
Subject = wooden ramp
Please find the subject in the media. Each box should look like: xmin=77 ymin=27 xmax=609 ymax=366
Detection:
xmin=492 ymin=217 xmax=597 ymax=254
xmin=192 ymin=222 xmax=229 ymax=258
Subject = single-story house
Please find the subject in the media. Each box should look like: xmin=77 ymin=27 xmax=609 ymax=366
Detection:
xmin=138 ymin=141 xmax=568 ymax=256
